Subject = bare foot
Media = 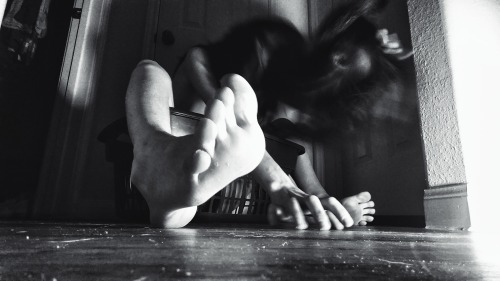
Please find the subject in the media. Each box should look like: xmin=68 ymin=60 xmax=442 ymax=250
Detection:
xmin=341 ymin=192 xmax=375 ymax=226
xmin=127 ymin=67 xmax=265 ymax=228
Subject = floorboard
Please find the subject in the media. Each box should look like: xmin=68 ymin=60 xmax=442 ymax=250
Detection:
xmin=1 ymin=221 xmax=499 ymax=280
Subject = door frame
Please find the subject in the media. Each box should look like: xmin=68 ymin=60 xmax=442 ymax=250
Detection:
xmin=34 ymin=0 xmax=113 ymax=218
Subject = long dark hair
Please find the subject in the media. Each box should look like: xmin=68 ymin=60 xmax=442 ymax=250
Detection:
xmin=260 ymin=0 xmax=404 ymax=136
xmin=204 ymin=0 xmax=406 ymax=137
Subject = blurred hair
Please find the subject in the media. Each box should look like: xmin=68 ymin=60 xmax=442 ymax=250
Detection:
xmin=199 ymin=0 xmax=409 ymax=138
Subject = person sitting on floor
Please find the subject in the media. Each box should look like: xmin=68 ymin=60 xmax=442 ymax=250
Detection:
xmin=126 ymin=0 xmax=409 ymax=229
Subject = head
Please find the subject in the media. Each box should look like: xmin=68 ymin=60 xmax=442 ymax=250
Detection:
xmin=207 ymin=18 xmax=306 ymax=91
xmin=260 ymin=0 xmax=407 ymax=138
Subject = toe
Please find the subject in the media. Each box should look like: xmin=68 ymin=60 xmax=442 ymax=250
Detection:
xmin=194 ymin=118 xmax=217 ymax=158
xmin=216 ymin=87 xmax=237 ymax=128
xmin=359 ymin=221 xmax=368 ymax=226
xmin=205 ymin=99 xmax=227 ymax=139
xmin=287 ymin=197 xmax=308 ymax=230
xmin=220 ymin=74 xmax=258 ymax=127
xmin=356 ymin=191 xmax=372 ymax=202
xmin=363 ymin=208 xmax=376 ymax=215
xmin=189 ymin=149 xmax=212 ymax=174
xmin=363 ymin=216 xmax=374 ymax=222
xmin=360 ymin=201 xmax=375 ymax=209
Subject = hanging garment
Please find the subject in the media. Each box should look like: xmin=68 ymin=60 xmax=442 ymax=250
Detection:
xmin=1 ymin=0 xmax=52 ymax=65
xmin=1 ymin=0 xmax=51 ymax=38
xmin=35 ymin=0 xmax=51 ymax=38
xmin=14 ymin=0 xmax=43 ymax=28
xmin=2 ymin=0 xmax=25 ymax=32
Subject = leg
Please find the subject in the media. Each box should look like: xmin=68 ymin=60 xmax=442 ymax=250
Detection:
xmin=126 ymin=60 xmax=265 ymax=228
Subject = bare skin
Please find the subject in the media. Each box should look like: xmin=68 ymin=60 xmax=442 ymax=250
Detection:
xmin=287 ymin=151 xmax=375 ymax=228
xmin=175 ymin=47 xmax=376 ymax=230
xmin=126 ymin=60 xmax=265 ymax=228
xmin=262 ymin=148 xmax=374 ymax=229
xmin=341 ymin=192 xmax=375 ymax=226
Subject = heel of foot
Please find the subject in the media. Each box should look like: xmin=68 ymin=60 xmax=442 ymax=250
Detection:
xmin=149 ymin=206 xmax=198 ymax=228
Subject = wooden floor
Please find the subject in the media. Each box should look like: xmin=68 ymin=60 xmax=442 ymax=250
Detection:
xmin=1 ymin=221 xmax=499 ymax=280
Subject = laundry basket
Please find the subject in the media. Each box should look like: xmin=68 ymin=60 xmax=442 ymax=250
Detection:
xmin=98 ymin=108 xmax=304 ymax=223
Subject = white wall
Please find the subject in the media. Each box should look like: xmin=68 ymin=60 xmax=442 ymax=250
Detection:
xmin=440 ymin=0 xmax=500 ymax=232
xmin=407 ymin=0 xmax=467 ymax=188
xmin=0 ymin=0 xmax=7 ymax=27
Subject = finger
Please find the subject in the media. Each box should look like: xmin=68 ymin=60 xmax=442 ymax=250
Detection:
xmin=286 ymin=197 xmax=308 ymax=230
xmin=305 ymin=195 xmax=331 ymax=230
xmin=359 ymin=221 xmax=367 ymax=226
xmin=326 ymin=211 xmax=344 ymax=230
xmin=321 ymin=197 xmax=354 ymax=227
xmin=267 ymin=204 xmax=279 ymax=226
xmin=276 ymin=206 xmax=293 ymax=222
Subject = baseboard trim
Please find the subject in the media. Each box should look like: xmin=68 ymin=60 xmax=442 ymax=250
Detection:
xmin=424 ymin=183 xmax=471 ymax=230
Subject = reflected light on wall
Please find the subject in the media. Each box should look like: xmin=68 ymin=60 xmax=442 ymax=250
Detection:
xmin=441 ymin=0 xmax=500 ymax=232
xmin=1 ymin=0 xmax=7 ymax=25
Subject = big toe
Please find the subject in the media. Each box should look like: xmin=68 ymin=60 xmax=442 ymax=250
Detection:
xmin=220 ymin=74 xmax=258 ymax=127
xmin=356 ymin=191 xmax=372 ymax=203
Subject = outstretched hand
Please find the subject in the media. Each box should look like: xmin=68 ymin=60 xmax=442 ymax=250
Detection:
xmin=266 ymin=178 xmax=354 ymax=230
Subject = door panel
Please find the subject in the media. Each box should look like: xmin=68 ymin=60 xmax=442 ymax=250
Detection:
xmin=269 ymin=0 xmax=309 ymax=36
xmin=156 ymin=0 xmax=275 ymax=73
xmin=341 ymin=116 xmax=426 ymax=216
xmin=156 ymin=0 xmax=209 ymax=74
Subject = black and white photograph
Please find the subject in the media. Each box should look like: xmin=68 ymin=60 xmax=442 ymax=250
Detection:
xmin=1 ymin=0 xmax=499 ymax=280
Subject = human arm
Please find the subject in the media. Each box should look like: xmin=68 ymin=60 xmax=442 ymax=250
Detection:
xmin=184 ymin=47 xmax=219 ymax=104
